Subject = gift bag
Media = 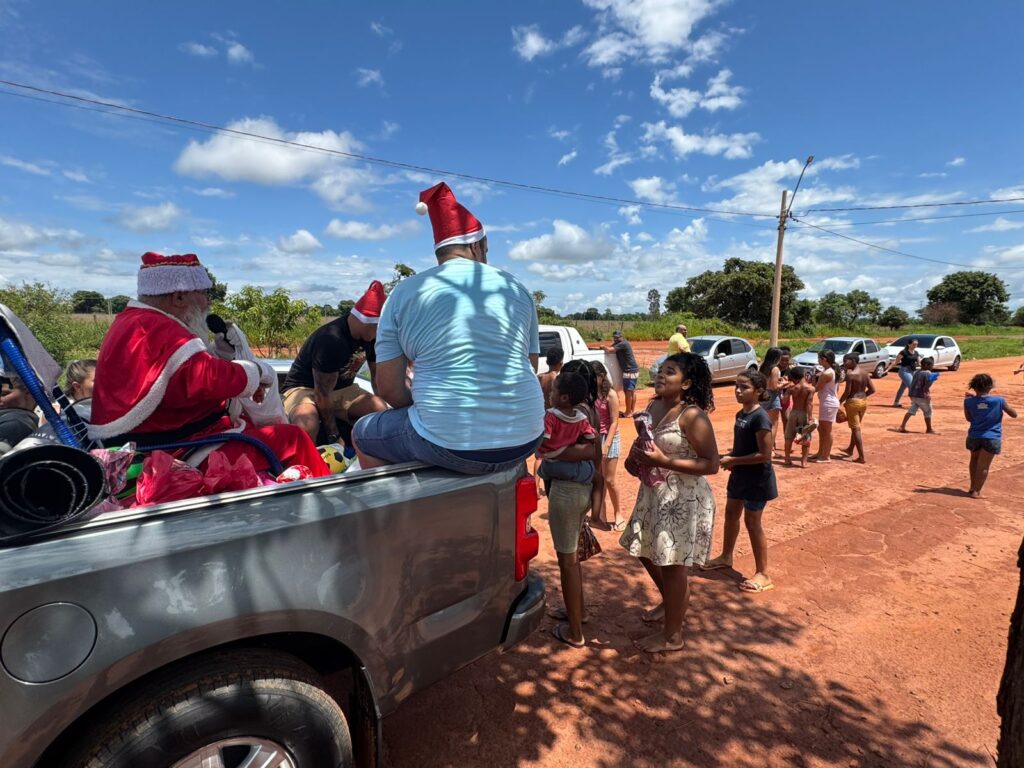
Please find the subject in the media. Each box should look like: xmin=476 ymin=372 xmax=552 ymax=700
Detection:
xmin=135 ymin=451 xmax=205 ymax=507
xmin=577 ymin=521 xmax=602 ymax=563
xmin=836 ymin=408 xmax=848 ymax=424
xmin=624 ymin=411 xmax=666 ymax=488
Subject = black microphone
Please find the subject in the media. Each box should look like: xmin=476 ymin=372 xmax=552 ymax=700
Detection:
xmin=206 ymin=313 xmax=228 ymax=335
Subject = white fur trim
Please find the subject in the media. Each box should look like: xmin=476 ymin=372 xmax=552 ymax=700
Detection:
xmin=434 ymin=226 xmax=486 ymax=250
xmin=88 ymin=337 xmax=209 ymax=440
xmin=137 ymin=264 xmax=213 ymax=296
xmin=349 ymin=307 xmax=380 ymax=324
xmin=232 ymin=359 xmax=261 ymax=398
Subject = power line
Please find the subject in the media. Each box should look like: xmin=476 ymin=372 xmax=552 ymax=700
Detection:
xmin=0 ymin=78 xmax=776 ymax=220
xmin=803 ymin=195 xmax=1024 ymax=213
xmin=789 ymin=217 xmax=1024 ymax=272
xmin=803 ymin=208 xmax=1024 ymax=228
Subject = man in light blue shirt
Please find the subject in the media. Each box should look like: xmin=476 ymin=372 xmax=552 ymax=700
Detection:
xmin=352 ymin=182 xmax=544 ymax=474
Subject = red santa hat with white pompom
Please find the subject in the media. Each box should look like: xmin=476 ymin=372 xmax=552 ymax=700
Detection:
xmin=350 ymin=280 xmax=386 ymax=324
xmin=415 ymin=182 xmax=486 ymax=250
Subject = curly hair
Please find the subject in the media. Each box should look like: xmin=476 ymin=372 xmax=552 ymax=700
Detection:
xmin=561 ymin=359 xmax=598 ymax=406
xmin=968 ymin=373 xmax=993 ymax=392
xmin=738 ymin=368 xmax=768 ymax=393
xmin=664 ymin=351 xmax=715 ymax=412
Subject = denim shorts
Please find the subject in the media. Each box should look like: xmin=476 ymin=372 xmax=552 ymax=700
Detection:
xmin=538 ymin=458 xmax=595 ymax=484
xmin=622 ymin=371 xmax=639 ymax=391
xmin=353 ymin=408 xmax=541 ymax=475
xmin=604 ymin=431 xmax=621 ymax=459
xmin=907 ymin=397 xmax=932 ymax=418
xmin=966 ymin=436 xmax=1001 ymax=455
xmin=729 ymin=496 xmax=768 ymax=512
xmin=765 ymin=391 xmax=782 ymax=411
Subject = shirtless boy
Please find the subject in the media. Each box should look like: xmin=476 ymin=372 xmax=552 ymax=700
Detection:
xmin=783 ymin=367 xmax=816 ymax=467
xmin=537 ymin=348 xmax=564 ymax=407
xmin=839 ymin=353 xmax=876 ymax=463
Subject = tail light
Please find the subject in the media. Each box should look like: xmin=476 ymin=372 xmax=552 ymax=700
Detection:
xmin=514 ymin=475 xmax=540 ymax=581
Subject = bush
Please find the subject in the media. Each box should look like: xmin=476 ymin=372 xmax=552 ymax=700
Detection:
xmin=1012 ymin=306 xmax=1024 ymax=327
xmin=919 ymin=302 xmax=961 ymax=325
xmin=0 ymin=282 xmax=109 ymax=365
xmin=220 ymin=286 xmax=313 ymax=356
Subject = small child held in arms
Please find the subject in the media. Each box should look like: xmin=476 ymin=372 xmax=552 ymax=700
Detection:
xmin=536 ymin=371 xmax=598 ymax=490
xmin=899 ymin=357 xmax=938 ymax=434
xmin=783 ymin=366 xmax=816 ymax=468
xmin=963 ymin=373 xmax=1017 ymax=498
xmin=702 ymin=370 xmax=778 ymax=593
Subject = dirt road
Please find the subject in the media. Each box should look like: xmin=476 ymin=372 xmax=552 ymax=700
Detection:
xmin=384 ymin=357 xmax=1023 ymax=767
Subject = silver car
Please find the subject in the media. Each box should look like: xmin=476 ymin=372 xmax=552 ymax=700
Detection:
xmin=794 ymin=337 xmax=891 ymax=379
xmin=649 ymin=335 xmax=759 ymax=383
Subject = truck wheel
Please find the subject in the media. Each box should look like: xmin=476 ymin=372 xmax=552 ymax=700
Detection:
xmin=950 ymin=355 xmax=961 ymax=371
xmin=873 ymin=362 xmax=887 ymax=379
xmin=65 ymin=650 xmax=353 ymax=768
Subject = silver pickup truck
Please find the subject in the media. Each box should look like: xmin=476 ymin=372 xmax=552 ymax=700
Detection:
xmin=0 ymin=462 xmax=545 ymax=767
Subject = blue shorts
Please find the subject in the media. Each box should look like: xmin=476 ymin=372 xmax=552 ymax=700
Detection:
xmin=622 ymin=372 xmax=639 ymax=392
xmin=604 ymin=431 xmax=621 ymax=459
xmin=966 ymin=437 xmax=1001 ymax=455
xmin=766 ymin=392 xmax=782 ymax=411
xmin=729 ymin=497 xmax=768 ymax=512
xmin=353 ymin=408 xmax=541 ymax=475
xmin=538 ymin=458 xmax=595 ymax=484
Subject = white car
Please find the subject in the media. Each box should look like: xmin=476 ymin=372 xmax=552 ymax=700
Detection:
xmin=793 ymin=337 xmax=891 ymax=379
xmin=884 ymin=334 xmax=962 ymax=371
xmin=648 ymin=335 xmax=759 ymax=383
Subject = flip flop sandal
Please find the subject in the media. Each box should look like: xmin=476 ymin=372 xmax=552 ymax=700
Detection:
xmin=739 ymin=579 xmax=775 ymax=593
xmin=698 ymin=560 xmax=733 ymax=571
xmin=547 ymin=607 xmax=590 ymax=624
xmin=611 ymin=520 xmax=627 ymax=532
xmin=551 ymin=623 xmax=585 ymax=648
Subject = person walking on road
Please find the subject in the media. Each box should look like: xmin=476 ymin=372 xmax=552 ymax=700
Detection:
xmin=605 ymin=330 xmax=640 ymax=417
xmin=839 ymin=353 xmax=876 ymax=463
xmin=892 ymin=339 xmax=921 ymax=407
xmin=963 ymin=373 xmax=1017 ymax=498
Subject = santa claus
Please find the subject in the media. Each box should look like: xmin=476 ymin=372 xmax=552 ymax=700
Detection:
xmin=88 ymin=252 xmax=328 ymax=477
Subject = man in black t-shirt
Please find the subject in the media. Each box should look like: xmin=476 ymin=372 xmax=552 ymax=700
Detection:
xmin=604 ymin=330 xmax=640 ymax=417
xmin=283 ymin=282 xmax=388 ymax=444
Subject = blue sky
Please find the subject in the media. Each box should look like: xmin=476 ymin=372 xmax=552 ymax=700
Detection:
xmin=2 ymin=0 xmax=1023 ymax=314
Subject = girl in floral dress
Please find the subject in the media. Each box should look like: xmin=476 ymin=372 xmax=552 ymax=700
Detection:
xmin=619 ymin=352 xmax=720 ymax=653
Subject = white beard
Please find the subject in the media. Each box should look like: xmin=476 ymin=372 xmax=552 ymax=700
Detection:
xmin=183 ymin=306 xmax=210 ymax=341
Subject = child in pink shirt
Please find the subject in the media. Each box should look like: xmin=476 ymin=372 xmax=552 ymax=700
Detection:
xmin=537 ymin=371 xmax=598 ymax=488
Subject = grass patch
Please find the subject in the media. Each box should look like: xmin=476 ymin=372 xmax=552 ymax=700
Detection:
xmin=958 ymin=337 xmax=1024 ymax=362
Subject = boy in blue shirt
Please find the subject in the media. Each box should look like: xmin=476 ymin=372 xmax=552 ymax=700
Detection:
xmin=963 ymin=373 xmax=1017 ymax=498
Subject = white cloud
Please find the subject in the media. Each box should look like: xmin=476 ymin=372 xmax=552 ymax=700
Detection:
xmin=918 ymin=171 xmax=947 ymax=179
xmin=629 ymin=176 xmax=676 ymax=204
xmin=118 ymin=201 xmax=185 ymax=232
xmin=642 ymin=120 xmax=760 ymax=160
xmin=0 ymin=216 xmax=84 ymax=251
xmin=581 ymin=0 xmax=721 ymax=66
xmin=968 ymin=217 xmax=1024 ymax=233
xmin=549 ymin=127 xmax=572 ymax=141
xmin=618 ymin=205 xmax=643 ymax=225
xmin=1 ymin=154 xmax=51 ymax=176
xmin=509 ymin=219 xmax=617 ymax=264
xmin=381 ymin=120 xmax=400 ymax=138
xmin=992 ymin=185 xmax=1024 ymax=201
xmin=62 ymin=169 xmax=91 ymax=183
xmin=558 ymin=150 xmax=578 ymax=167
xmin=179 ymin=41 xmax=217 ymax=58
xmin=947 ymin=157 xmax=966 ymax=167
xmin=512 ymin=24 xmax=587 ymax=61
xmin=593 ymin=124 xmax=633 ymax=175
xmin=277 ymin=228 xmax=322 ymax=254
xmin=700 ymin=68 xmax=744 ymax=111
xmin=525 ymin=262 xmax=600 ymax=282
xmin=370 ymin=21 xmax=393 ymax=36
xmin=188 ymin=186 xmax=236 ymax=198
xmin=356 ymin=68 xmax=384 ymax=88
xmin=226 ymin=42 xmax=254 ymax=65
xmin=324 ymin=219 xmax=420 ymax=240
xmin=649 ymin=77 xmax=701 ymax=118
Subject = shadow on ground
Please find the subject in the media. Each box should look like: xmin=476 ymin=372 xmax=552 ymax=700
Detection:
xmin=383 ymin=553 xmax=987 ymax=768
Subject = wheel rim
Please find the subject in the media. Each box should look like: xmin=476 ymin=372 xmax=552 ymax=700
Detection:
xmin=875 ymin=364 xmax=885 ymax=377
xmin=171 ymin=738 xmax=296 ymax=768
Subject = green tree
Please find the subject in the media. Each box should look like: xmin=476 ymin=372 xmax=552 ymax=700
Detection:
xmin=664 ymin=286 xmax=687 ymax=314
xmin=108 ymin=295 xmax=131 ymax=314
xmin=205 ymin=269 xmax=228 ymax=303
xmin=925 ymin=271 xmax=1009 ymax=324
xmin=71 ymin=290 xmax=106 ymax=314
xmin=919 ymin=301 xmax=961 ymax=325
xmin=814 ymin=292 xmax=856 ymax=327
xmin=1012 ymin=306 xmax=1024 ymax=327
xmin=385 ymin=263 xmax=416 ymax=293
xmin=318 ymin=303 xmax=335 ymax=316
xmin=602 ymin=308 xmax=613 ymax=319
xmin=583 ymin=307 xmax=600 ymax=320
xmin=789 ymin=298 xmax=817 ymax=329
xmin=845 ymin=290 xmax=882 ymax=323
xmin=878 ymin=306 xmax=910 ymax=330
xmin=0 ymin=282 xmax=87 ymax=364
xmin=531 ymin=290 xmax=546 ymax=306
xmin=224 ymin=285 xmax=311 ymax=356
xmin=671 ymin=258 xmax=805 ymax=328
xmin=336 ymin=298 xmax=355 ymax=315
xmin=647 ymin=289 xmax=661 ymax=318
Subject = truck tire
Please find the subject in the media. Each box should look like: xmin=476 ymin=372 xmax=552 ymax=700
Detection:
xmin=65 ymin=650 xmax=353 ymax=768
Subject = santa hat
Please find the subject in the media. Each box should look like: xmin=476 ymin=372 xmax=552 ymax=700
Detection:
xmin=137 ymin=252 xmax=213 ymax=296
xmin=351 ymin=280 xmax=386 ymax=324
xmin=415 ymin=182 xmax=486 ymax=250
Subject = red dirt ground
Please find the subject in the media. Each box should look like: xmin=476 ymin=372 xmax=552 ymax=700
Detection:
xmin=384 ymin=357 xmax=1024 ymax=767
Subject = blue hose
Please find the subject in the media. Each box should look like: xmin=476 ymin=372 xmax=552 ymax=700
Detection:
xmin=136 ymin=433 xmax=284 ymax=475
xmin=0 ymin=333 xmax=80 ymax=448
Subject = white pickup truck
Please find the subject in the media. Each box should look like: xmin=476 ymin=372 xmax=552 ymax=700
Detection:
xmin=537 ymin=325 xmax=623 ymax=383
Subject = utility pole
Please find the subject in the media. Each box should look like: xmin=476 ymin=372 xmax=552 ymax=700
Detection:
xmin=769 ymin=189 xmax=788 ymax=348
xmin=769 ymin=154 xmax=814 ymax=348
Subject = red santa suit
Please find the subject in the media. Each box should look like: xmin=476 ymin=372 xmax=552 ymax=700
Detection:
xmin=88 ymin=253 xmax=327 ymax=477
